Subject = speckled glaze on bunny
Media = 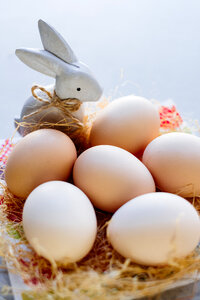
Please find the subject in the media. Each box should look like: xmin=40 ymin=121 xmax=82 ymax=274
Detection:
xmin=15 ymin=19 xmax=103 ymax=135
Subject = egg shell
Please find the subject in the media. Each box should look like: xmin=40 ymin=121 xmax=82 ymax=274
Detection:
xmin=5 ymin=129 xmax=77 ymax=198
xmin=107 ymin=192 xmax=200 ymax=266
xmin=23 ymin=181 xmax=97 ymax=263
xmin=73 ymin=145 xmax=155 ymax=212
xmin=90 ymin=95 xmax=160 ymax=155
xmin=142 ymin=132 xmax=200 ymax=197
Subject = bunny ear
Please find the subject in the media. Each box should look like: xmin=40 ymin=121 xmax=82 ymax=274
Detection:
xmin=15 ymin=48 xmax=64 ymax=77
xmin=38 ymin=19 xmax=77 ymax=64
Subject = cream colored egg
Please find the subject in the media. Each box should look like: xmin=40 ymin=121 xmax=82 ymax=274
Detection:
xmin=142 ymin=132 xmax=200 ymax=197
xmin=107 ymin=192 xmax=200 ymax=266
xmin=73 ymin=145 xmax=155 ymax=212
xmin=23 ymin=181 xmax=97 ymax=263
xmin=90 ymin=95 xmax=160 ymax=155
xmin=5 ymin=129 xmax=77 ymax=198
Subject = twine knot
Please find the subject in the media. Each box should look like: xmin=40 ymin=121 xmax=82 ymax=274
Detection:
xmin=22 ymin=85 xmax=83 ymax=129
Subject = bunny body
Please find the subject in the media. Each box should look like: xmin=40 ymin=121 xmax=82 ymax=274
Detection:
xmin=15 ymin=20 xmax=102 ymax=136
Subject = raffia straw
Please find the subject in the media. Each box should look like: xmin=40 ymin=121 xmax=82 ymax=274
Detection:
xmin=25 ymin=85 xmax=82 ymax=124
xmin=16 ymin=118 xmax=91 ymax=154
xmin=16 ymin=85 xmax=92 ymax=152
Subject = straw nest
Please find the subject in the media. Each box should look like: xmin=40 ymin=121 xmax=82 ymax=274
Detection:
xmin=0 ymin=98 xmax=200 ymax=300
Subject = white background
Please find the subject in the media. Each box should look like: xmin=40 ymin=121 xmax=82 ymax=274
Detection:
xmin=0 ymin=0 xmax=200 ymax=137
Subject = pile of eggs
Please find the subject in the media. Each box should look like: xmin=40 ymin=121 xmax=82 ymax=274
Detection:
xmin=5 ymin=95 xmax=200 ymax=266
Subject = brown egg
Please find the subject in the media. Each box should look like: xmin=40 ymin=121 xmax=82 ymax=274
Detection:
xmin=90 ymin=95 xmax=160 ymax=156
xmin=142 ymin=132 xmax=200 ymax=197
xmin=73 ymin=145 xmax=155 ymax=212
xmin=5 ymin=129 xmax=77 ymax=198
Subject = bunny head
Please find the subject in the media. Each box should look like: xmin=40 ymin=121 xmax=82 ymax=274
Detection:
xmin=15 ymin=20 xmax=103 ymax=102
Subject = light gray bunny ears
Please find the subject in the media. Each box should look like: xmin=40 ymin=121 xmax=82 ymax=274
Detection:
xmin=15 ymin=20 xmax=78 ymax=78
xmin=38 ymin=19 xmax=77 ymax=64
xmin=16 ymin=20 xmax=103 ymax=102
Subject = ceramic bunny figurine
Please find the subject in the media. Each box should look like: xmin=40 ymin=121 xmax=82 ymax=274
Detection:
xmin=15 ymin=19 xmax=103 ymax=136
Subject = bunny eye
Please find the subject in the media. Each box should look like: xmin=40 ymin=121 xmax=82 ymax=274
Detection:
xmin=77 ymin=87 xmax=81 ymax=91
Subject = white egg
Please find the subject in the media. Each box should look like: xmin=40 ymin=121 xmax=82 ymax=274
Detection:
xmin=107 ymin=192 xmax=200 ymax=266
xmin=23 ymin=181 xmax=97 ymax=264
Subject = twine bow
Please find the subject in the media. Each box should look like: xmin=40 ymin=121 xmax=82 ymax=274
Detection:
xmin=23 ymin=85 xmax=83 ymax=129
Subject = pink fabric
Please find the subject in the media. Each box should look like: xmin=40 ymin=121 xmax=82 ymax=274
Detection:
xmin=0 ymin=139 xmax=14 ymax=170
